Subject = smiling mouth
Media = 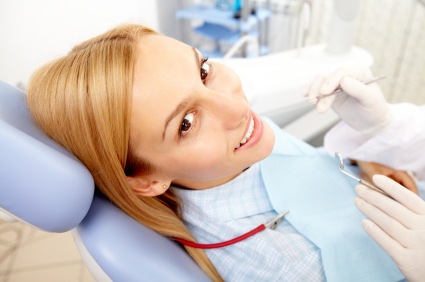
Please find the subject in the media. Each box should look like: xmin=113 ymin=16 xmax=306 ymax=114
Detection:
xmin=235 ymin=116 xmax=254 ymax=149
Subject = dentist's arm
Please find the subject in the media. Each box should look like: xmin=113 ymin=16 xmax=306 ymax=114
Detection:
xmin=324 ymin=102 xmax=425 ymax=180
xmin=355 ymin=174 xmax=425 ymax=282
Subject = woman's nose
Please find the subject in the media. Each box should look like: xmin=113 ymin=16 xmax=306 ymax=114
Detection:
xmin=204 ymin=61 xmax=249 ymax=130
xmin=207 ymin=90 xmax=249 ymax=130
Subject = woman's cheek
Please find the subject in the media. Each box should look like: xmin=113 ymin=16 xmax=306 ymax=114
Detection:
xmin=174 ymin=143 xmax=228 ymax=179
xmin=193 ymin=149 xmax=226 ymax=172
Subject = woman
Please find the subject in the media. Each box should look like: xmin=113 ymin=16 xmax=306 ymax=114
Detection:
xmin=27 ymin=24 xmax=406 ymax=282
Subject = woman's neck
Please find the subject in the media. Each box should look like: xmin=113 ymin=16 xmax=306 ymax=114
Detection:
xmin=172 ymin=168 xmax=249 ymax=190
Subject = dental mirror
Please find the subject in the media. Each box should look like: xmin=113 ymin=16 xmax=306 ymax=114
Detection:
xmin=335 ymin=152 xmax=344 ymax=170
xmin=334 ymin=152 xmax=393 ymax=199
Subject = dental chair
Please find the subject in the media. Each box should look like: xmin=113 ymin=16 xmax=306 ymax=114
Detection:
xmin=0 ymin=80 xmax=212 ymax=281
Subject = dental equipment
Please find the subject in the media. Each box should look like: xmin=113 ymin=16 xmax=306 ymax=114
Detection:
xmin=174 ymin=210 xmax=290 ymax=249
xmin=296 ymin=1 xmax=311 ymax=57
xmin=327 ymin=0 xmax=361 ymax=54
xmin=334 ymin=152 xmax=393 ymax=199
xmin=304 ymin=75 xmax=386 ymax=104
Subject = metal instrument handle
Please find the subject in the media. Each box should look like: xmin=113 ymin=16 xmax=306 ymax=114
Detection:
xmin=359 ymin=179 xmax=393 ymax=199
xmin=304 ymin=75 xmax=386 ymax=103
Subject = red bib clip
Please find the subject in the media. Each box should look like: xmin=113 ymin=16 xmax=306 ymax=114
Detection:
xmin=174 ymin=210 xmax=290 ymax=249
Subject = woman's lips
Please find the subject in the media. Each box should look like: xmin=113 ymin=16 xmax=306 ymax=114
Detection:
xmin=235 ymin=111 xmax=263 ymax=152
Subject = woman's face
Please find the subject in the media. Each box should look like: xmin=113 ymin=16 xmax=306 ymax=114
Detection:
xmin=130 ymin=34 xmax=275 ymax=190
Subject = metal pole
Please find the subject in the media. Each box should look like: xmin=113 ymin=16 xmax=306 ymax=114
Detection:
xmin=264 ymin=0 xmax=271 ymax=49
xmin=241 ymin=0 xmax=250 ymax=57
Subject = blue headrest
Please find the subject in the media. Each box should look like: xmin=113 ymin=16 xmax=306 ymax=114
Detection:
xmin=0 ymin=80 xmax=94 ymax=232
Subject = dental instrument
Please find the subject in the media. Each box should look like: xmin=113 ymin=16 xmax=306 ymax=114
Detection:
xmin=304 ymin=75 xmax=386 ymax=104
xmin=174 ymin=210 xmax=290 ymax=249
xmin=334 ymin=152 xmax=393 ymax=199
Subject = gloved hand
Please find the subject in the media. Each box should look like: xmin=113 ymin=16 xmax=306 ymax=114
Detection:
xmin=354 ymin=160 xmax=418 ymax=195
xmin=354 ymin=174 xmax=425 ymax=282
xmin=302 ymin=66 xmax=393 ymax=136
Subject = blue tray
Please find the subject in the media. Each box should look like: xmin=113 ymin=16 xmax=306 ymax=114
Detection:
xmin=176 ymin=5 xmax=272 ymax=32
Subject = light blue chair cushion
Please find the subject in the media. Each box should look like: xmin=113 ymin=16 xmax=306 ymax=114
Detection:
xmin=0 ymin=80 xmax=94 ymax=232
xmin=78 ymin=194 xmax=212 ymax=281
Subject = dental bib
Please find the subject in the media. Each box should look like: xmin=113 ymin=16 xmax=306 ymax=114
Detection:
xmin=260 ymin=118 xmax=404 ymax=282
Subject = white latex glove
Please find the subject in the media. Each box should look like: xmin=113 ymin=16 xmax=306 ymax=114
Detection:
xmin=303 ymin=66 xmax=393 ymax=136
xmin=355 ymin=174 xmax=425 ymax=282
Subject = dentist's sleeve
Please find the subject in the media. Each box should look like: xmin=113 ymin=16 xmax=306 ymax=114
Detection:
xmin=324 ymin=103 xmax=425 ymax=180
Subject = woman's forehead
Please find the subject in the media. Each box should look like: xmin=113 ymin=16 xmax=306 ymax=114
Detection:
xmin=130 ymin=35 xmax=200 ymax=150
xmin=133 ymin=34 xmax=196 ymax=93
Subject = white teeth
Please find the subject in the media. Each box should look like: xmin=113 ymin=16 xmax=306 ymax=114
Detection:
xmin=235 ymin=116 xmax=255 ymax=149
xmin=245 ymin=119 xmax=255 ymax=139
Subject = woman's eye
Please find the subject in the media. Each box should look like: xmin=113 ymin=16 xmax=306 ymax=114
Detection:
xmin=180 ymin=113 xmax=194 ymax=134
xmin=200 ymin=60 xmax=209 ymax=83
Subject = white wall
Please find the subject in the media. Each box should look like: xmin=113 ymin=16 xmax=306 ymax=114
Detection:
xmin=306 ymin=0 xmax=425 ymax=105
xmin=0 ymin=0 xmax=159 ymax=87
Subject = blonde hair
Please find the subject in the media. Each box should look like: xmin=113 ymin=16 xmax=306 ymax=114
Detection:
xmin=27 ymin=24 xmax=223 ymax=282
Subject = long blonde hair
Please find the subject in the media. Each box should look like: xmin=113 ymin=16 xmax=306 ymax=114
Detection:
xmin=27 ymin=24 xmax=223 ymax=282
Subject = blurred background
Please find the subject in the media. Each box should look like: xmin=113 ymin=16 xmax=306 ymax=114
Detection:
xmin=1 ymin=0 xmax=424 ymax=104
xmin=0 ymin=0 xmax=424 ymax=281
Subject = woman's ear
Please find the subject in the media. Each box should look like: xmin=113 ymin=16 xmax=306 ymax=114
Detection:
xmin=127 ymin=176 xmax=170 ymax=197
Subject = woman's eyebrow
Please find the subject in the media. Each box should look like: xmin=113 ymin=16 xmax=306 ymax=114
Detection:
xmin=163 ymin=96 xmax=190 ymax=141
xmin=162 ymin=47 xmax=201 ymax=141
xmin=192 ymin=46 xmax=202 ymax=68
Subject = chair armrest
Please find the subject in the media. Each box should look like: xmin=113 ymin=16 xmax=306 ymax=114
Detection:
xmin=75 ymin=194 xmax=212 ymax=282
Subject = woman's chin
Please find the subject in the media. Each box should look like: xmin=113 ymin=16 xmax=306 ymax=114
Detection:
xmin=257 ymin=118 xmax=275 ymax=160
